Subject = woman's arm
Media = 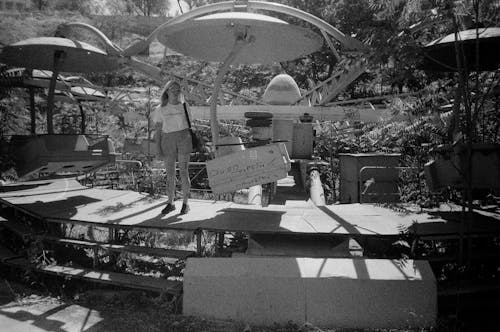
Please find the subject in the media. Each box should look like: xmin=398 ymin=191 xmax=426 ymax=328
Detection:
xmin=185 ymin=102 xmax=193 ymax=128
xmin=151 ymin=109 xmax=163 ymax=156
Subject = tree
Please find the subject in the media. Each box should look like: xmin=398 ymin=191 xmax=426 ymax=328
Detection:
xmin=31 ymin=0 xmax=48 ymax=11
xmin=129 ymin=0 xmax=168 ymax=16
xmin=52 ymin=0 xmax=84 ymax=12
xmin=104 ymin=0 xmax=134 ymax=15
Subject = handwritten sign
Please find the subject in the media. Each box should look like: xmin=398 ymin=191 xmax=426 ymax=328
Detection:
xmin=207 ymin=143 xmax=291 ymax=194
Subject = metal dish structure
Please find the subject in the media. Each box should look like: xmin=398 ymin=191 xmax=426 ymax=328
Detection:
xmin=1 ymin=0 xmax=368 ymax=193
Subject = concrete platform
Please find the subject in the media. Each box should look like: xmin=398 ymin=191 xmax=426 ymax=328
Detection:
xmin=183 ymin=257 xmax=436 ymax=329
xmin=1 ymin=178 xmax=500 ymax=238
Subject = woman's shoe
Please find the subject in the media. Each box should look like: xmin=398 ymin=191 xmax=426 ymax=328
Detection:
xmin=161 ymin=203 xmax=175 ymax=215
xmin=180 ymin=203 xmax=190 ymax=215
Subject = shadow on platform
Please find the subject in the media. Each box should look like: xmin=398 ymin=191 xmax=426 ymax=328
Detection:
xmin=0 ymin=182 xmax=52 ymax=193
xmin=410 ymin=210 xmax=500 ymax=237
xmin=140 ymin=207 xmax=289 ymax=234
xmin=18 ymin=196 xmax=101 ymax=221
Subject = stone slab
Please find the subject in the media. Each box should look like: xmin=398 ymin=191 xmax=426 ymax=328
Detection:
xmin=183 ymin=257 xmax=436 ymax=329
xmin=183 ymin=257 xmax=306 ymax=325
xmin=302 ymin=258 xmax=436 ymax=328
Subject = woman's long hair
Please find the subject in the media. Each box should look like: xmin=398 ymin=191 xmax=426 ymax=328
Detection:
xmin=160 ymin=80 xmax=174 ymax=107
xmin=160 ymin=80 xmax=185 ymax=107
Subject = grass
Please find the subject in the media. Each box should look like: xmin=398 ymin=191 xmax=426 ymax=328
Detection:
xmin=0 ymin=11 xmax=91 ymax=45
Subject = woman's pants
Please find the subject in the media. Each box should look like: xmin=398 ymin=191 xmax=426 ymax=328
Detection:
xmin=164 ymin=151 xmax=190 ymax=204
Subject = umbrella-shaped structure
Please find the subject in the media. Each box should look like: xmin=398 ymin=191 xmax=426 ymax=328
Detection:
xmin=422 ymin=27 xmax=500 ymax=72
xmin=156 ymin=11 xmax=322 ymax=148
xmin=150 ymin=1 xmax=366 ymax=149
xmin=0 ymin=37 xmax=121 ymax=177
xmin=157 ymin=12 xmax=322 ymax=65
xmin=0 ymin=37 xmax=121 ymax=133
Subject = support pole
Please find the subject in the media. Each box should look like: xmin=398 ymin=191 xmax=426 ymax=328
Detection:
xmin=107 ymin=226 xmax=116 ymax=266
xmin=78 ymin=102 xmax=86 ymax=134
xmin=147 ymin=87 xmax=151 ymax=156
xmin=309 ymin=168 xmax=326 ymax=206
xmin=210 ymin=38 xmax=246 ymax=153
xmin=29 ymin=87 xmax=36 ymax=134
xmin=217 ymin=231 xmax=224 ymax=254
xmin=46 ymin=50 xmax=65 ymax=134
xmin=195 ymin=230 xmax=202 ymax=256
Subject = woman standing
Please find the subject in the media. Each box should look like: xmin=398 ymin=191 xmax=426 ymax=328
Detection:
xmin=152 ymin=81 xmax=192 ymax=215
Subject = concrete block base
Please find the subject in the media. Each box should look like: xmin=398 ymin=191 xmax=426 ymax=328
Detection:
xmin=183 ymin=257 xmax=436 ymax=329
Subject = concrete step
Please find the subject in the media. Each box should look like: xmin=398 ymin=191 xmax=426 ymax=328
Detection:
xmin=0 ymin=244 xmax=24 ymax=263
xmin=0 ymin=216 xmax=195 ymax=259
xmin=439 ymin=280 xmax=500 ymax=296
xmin=3 ymin=255 xmax=182 ymax=294
xmin=183 ymin=257 xmax=436 ymax=328
xmin=0 ymin=216 xmax=34 ymax=241
xmin=38 ymin=235 xmax=195 ymax=259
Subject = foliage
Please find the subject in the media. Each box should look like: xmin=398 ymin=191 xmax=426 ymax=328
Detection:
xmin=30 ymin=0 xmax=48 ymax=11
xmin=2 ymin=1 xmax=500 ymax=205
xmin=29 ymin=0 xmax=94 ymax=15
xmin=0 ymin=95 xmax=31 ymax=136
xmin=313 ymin=87 xmax=457 ymax=205
xmin=128 ymin=0 xmax=170 ymax=16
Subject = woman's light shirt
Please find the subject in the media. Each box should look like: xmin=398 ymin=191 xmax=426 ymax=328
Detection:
xmin=152 ymin=103 xmax=191 ymax=133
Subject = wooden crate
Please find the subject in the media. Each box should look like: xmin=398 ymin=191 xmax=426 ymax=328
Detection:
xmin=207 ymin=143 xmax=291 ymax=194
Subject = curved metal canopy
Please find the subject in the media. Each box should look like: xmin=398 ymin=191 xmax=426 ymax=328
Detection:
xmin=148 ymin=0 xmax=366 ymax=53
xmin=157 ymin=12 xmax=323 ymax=65
xmin=423 ymin=27 xmax=500 ymax=72
xmin=50 ymin=87 xmax=106 ymax=103
xmin=70 ymin=86 xmax=106 ymax=101
xmin=0 ymin=37 xmax=120 ymax=134
xmin=0 ymin=37 xmax=121 ymax=73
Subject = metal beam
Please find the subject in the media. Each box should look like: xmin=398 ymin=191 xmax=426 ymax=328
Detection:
xmin=190 ymin=105 xmax=384 ymax=122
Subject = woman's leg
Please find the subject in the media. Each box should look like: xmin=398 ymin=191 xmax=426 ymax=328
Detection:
xmin=178 ymin=152 xmax=191 ymax=204
xmin=164 ymin=153 xmax=176 ymax=204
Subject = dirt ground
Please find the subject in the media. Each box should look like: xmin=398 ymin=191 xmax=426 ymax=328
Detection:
xmin=0 ymin=275 xmax=443 ymax=332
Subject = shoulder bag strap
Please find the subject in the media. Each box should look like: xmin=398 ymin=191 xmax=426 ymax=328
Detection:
xmin=182 ymin=102 xmax=192 ymax=129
